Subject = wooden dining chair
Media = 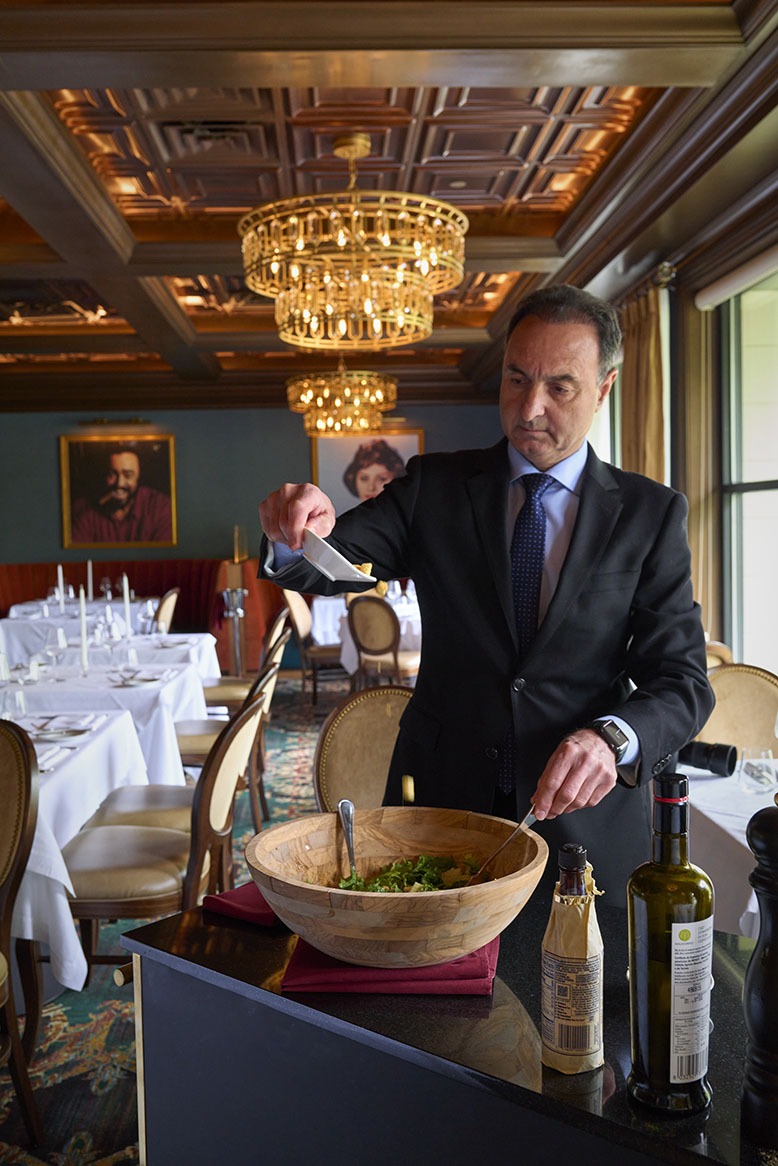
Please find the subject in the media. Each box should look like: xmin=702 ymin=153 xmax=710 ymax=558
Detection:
xmin=313 ymin=685 xmax=412 ymax=812
xmin=0 ymin=720 xmax=43 ymax=1144
xmin=62 ymin=695 xmax=267 ymax=973
xmin=705 ymin=639 xmax=734 ymax=671
xmin=696 ymin=663 xmax=778 ymax=752
xmin=153 ymin=586 xmax=180 ymax=632
xmin=282 ymin=587 xmax=345 ymax=704
xmin=346 ymin=595 xmax=420 ymax=691
xmin=91 ymin=657 xmax=283 ymax=847
xmin=203 ymin=606 xmax=289 ymax=711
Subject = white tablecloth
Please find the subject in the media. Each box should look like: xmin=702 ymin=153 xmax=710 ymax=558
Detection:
xmin=8 ymin=596 xmax=150 ymax=628
xmin=13 ymin=663 xmax=206 ymax=785
xmin=311 ymin=593 xmax=422 ymax=676
xmin=686 ymin=764 xmax=776 ymax=937
xmin=63 ymin=632 xmax=220 ymax=680
xmin=2 ymin=603 xmax=140 ymax=666
xmin=10 ymin=710 xmax=148 ymax=990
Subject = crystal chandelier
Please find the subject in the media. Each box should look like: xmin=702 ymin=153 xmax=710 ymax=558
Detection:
xmin=286 ymin=363 xmax=398 ymax=435
xmin=238 ymin=133 xmax=468 ymax=351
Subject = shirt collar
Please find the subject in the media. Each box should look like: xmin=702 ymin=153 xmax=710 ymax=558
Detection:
xmin=507 ymin=441 xmax=588 ymax=496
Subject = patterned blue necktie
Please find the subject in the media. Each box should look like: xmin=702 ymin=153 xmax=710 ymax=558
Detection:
xmin=499 ymin=472 xmax=554 ymax=794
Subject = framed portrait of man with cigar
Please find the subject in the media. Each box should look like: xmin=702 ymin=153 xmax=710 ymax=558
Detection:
xmin=60 ymin=433 xmax=177 ymax=549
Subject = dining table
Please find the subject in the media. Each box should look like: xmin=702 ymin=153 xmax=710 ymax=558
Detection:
xmin=6 ymin=662 xmax=207 ymax=785
xmin=685 ymin=763 xmax=775 ymax=937
xmin=311 ymin=586 xmax=422 ymax=677
xmin=1 ymin=597 xmax=150 ymax=667
xmin=55 ymin=631 xmax=220 ymax=680
xmin=10 ymin=708 xmax=149 ymax=991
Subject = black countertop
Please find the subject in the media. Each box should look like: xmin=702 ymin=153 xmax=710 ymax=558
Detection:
xmin=123 ymin=890 xmax=777 ymax=1166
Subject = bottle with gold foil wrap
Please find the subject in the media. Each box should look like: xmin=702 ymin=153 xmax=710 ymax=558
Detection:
xmin=541 ymin=843 xmax=604 ymax=1074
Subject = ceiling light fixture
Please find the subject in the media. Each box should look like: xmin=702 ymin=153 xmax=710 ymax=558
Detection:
xmin=286 ymin=361 xmax=398 ymax=435
xmin=238 ymin=133 xmax=468 ymax=351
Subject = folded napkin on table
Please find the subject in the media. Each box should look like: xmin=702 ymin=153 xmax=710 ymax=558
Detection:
xmin=281 ymin=936 xmax=500 ymax=996
xmin=43 ymin=713 xmax=106 ymax=731
xmin=36 ymin=745 xmax=70 ymax=769
xmin=202 ymin=881 xmax=279 ymax=926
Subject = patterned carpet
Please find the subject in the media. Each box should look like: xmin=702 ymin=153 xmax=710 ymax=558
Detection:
xmin=0 ymin=674 xmax=350 ymax=1164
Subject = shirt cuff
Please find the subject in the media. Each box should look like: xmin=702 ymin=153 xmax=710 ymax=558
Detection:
xmin=263 ymin=539 xmax=304 ymax=577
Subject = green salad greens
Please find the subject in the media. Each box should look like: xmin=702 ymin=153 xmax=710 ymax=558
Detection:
xmin=338 ymin=853 xmax=481 ymax=893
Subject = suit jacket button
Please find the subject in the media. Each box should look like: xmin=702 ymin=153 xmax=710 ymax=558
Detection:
xmin=512 ymin=677 xmax=526 ymax=692
xmin=485 ymin=747 xmax=498 ymax=760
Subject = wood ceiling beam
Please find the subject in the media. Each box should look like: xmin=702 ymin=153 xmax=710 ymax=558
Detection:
xmin=0 ymin=91 xmax=220 ymax=380
xmin=0 ymin=3 xmax=743 ymax=89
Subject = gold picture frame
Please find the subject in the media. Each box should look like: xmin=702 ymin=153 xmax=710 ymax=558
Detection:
xmin=311 ymin=429 xmax=424 ymax=516
xmin=60 ymin=433 xmax=178 ymax=549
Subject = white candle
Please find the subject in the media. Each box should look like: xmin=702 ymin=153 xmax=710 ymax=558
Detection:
xmin=87 ymin=559 xmax=94 ymax=601
xmin=57 ymin=563 xmax=65 ymax=612
xmin=79 ymin=585 xmax=88 ymax=674
xmin=122 ymin=573 xmax=132 ymax=640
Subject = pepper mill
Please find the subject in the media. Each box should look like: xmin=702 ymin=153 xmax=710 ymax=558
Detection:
xmin=741 ymin=803 xmax=778 ymax=1149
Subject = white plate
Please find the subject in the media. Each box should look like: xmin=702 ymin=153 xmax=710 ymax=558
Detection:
xmin=302 ymin=529 xmax=376 ymax=584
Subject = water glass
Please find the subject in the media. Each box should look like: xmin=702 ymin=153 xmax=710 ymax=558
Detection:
xmin=0 ymin=688 xmax=27 ymax=719
xmin=738 ymin=747 xmax=777 ymax=794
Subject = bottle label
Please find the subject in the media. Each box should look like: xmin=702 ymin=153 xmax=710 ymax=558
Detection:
xmin=670 ymin=916 xmax=713 ymax=1083
xmin=541 ymin=950 xmax=603 ymax=1057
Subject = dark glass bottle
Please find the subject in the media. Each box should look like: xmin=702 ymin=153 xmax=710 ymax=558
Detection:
xmin=741 ymin=803 xmax=778 ymax=1148
xmin=627 ymin=774 xmax=714 ymax=1113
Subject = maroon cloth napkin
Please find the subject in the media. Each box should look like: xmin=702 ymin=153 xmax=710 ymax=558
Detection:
xmin=202 ymin=881 xmax=278 ymax=926
xmin=281 ymin=935 xmax=500 ymax=995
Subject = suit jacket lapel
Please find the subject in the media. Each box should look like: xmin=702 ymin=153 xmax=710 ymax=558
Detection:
xmin=528 ymin=447 xmax=623 ymax=658
xmin=464 ymin=441 xmax=517 ymax=644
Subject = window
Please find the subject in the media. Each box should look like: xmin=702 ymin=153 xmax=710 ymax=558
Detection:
xmin=723 ymin=271 xmax=778 ymax=673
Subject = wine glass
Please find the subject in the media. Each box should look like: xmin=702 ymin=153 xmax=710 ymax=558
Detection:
xmin=737 ymin=747 xmax=777 ymax=794
xmin=43 ymin=627 xmax=66 ymax=682
xmin=99 ymin=577 xmax=113 ymax=600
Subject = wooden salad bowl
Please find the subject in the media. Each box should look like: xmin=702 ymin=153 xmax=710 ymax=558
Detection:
xmin=244 ymin=805 xmax=548 ymax=968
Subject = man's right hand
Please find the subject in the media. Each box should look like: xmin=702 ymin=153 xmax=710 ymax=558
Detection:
xmin=258 ymin=483 xmax=336 ymax=551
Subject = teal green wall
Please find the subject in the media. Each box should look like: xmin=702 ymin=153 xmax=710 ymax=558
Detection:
xmin=0 ymin=404 xmax=502 ymax=563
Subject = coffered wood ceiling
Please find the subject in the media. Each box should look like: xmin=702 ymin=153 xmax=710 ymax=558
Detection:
xmin=0 ymin=0 xmax=776 ymax=412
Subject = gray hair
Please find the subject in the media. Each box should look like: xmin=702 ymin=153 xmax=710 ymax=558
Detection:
xmin=505 ymin=285 xmax=622 ymax=380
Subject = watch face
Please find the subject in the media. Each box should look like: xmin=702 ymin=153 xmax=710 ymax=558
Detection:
xmin=599 ymin=721 xmax=628 ymax=756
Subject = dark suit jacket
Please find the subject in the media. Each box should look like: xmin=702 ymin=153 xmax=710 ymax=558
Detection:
xmin=260 ymin=440 xmax=714 ymax=900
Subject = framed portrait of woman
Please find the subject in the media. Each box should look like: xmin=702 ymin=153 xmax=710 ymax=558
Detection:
xmin=311 ymin=429 xmax=424 ymax=516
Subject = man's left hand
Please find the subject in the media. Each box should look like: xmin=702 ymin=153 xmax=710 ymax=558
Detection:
xmin=531 ymin=730 xmax=618 ymax=819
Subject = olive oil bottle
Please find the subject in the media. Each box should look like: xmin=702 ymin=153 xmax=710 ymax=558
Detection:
xmin=627 ymin=774 xmax=714 ymax=1113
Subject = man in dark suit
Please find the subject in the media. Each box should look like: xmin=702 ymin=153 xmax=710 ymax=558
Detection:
xmin=258 ymin=285 xmax=714 ymax=899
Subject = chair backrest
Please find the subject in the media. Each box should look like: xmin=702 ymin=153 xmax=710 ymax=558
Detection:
xmin=706 ymin=639 xmax=734 ymax=670
xmin=243 ymin=628 xmax=290 ymax=713
xmin=184 ymin=694 xmax=267 ymax=905
xmin=347 ymin=595 xmax=400 ymax=658
xmin=313 ymin=685 xmax=412 ymax=812
xmin=154 ymin=587 xmax=180 ymax=631
xmin=259 ymin=606 xmax=289 ymax=668
xmin=281 ymin=588 xmax=313 ymax=644
xmin=0 ymin=722 xmax=39 ymax=958
xmin=697 ymin=663 xmax=778 ymax=751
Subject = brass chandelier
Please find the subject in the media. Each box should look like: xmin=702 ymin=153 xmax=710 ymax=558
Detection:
xmin=238 ymin=133 xmax=468 ymax=351
xmin=286 ymin=362 xmax=398 ymax=435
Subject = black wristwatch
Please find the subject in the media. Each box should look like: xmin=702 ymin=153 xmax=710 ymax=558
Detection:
xmin=588 ymin=719 xmax=629 ymax=764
